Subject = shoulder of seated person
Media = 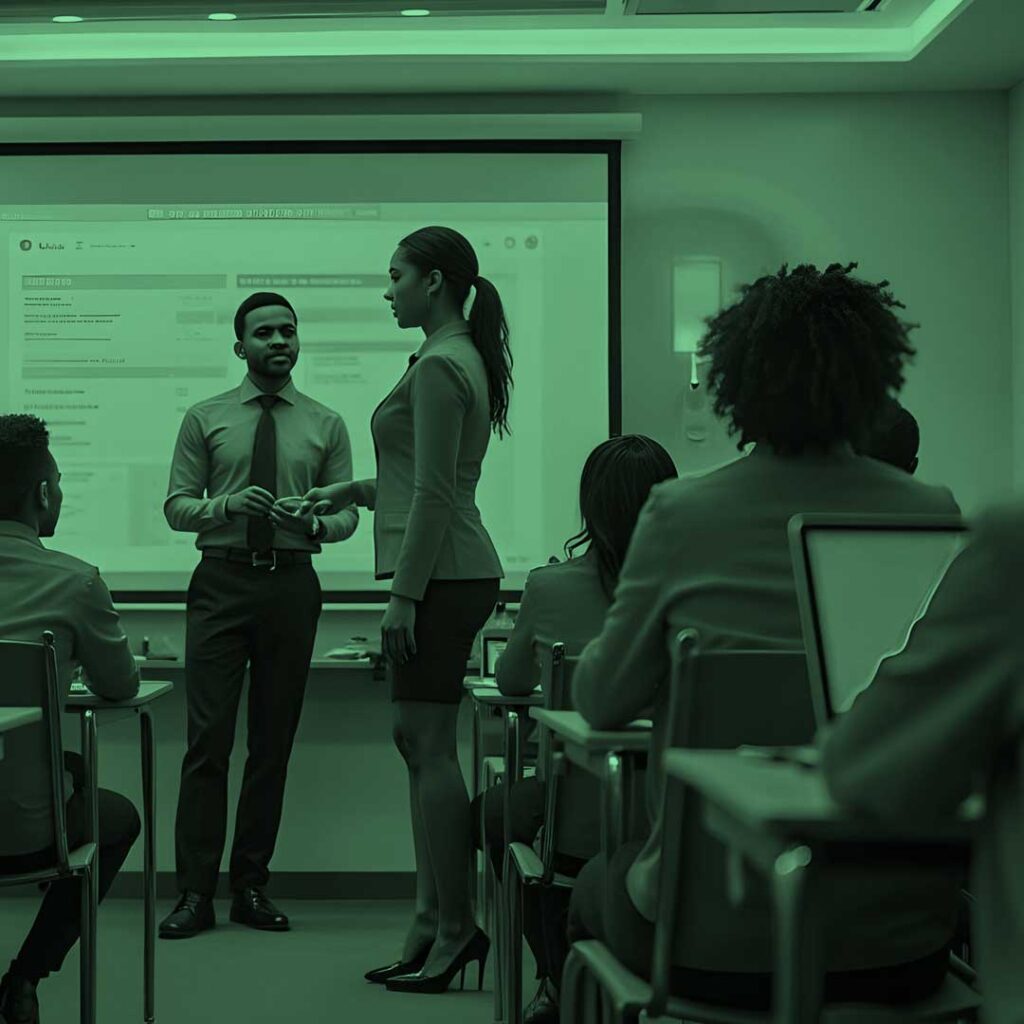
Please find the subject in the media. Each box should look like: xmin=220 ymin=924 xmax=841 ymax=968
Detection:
xmin=39 ymin=546 xmax=101 ymax=583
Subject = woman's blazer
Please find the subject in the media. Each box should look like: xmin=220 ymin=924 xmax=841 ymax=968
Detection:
xmin=353 ymin=319 xmax=503 ymax=602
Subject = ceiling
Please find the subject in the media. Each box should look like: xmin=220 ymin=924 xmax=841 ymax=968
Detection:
xmin=0 ymin=0 xmax=1017 ymax=100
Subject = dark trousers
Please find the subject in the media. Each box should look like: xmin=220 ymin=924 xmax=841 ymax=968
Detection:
xmin=0 ymin=753 xmax=140 ymax=984
xmin=174 ymin=557 xmax=322 ymax=896
xmin=470 ymin=778 xmax=587 ymax=987
xmin=568 ymin=840 xmax=950 ymax=1012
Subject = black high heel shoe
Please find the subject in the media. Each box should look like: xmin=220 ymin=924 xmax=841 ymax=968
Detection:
xmin=385 ymin=927 xmax=490 ymax=994
xmin=363 ymin=942 xmax=432 ymax=984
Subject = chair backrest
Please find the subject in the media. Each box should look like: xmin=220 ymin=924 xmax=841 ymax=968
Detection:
xmin=650 ymin=627 xmax=816 ymax=1009
xmin=533 ymin=638 xmax=602 ymax=869
xmin=0 ymin=631 xmax=72 ymax=868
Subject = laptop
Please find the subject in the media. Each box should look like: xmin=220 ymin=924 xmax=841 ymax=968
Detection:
xmin=788 ymin=512 xmax=968 ymax=730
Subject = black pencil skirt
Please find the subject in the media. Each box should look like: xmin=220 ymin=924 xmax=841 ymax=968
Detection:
xmin=389 ymin=577 xmax=500 ymax=703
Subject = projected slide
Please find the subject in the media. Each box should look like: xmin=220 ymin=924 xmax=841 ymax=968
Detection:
xmin=0 ymin=151 xmax=612 ymax=594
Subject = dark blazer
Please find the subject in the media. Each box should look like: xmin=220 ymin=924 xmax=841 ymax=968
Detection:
xmin=352 ymin=319 xmax=503 ymax=601
xmin=571 ymin=442 xmax=962 ymax=971
xmin=823 ymin=497 xmax=1024 ymax=1023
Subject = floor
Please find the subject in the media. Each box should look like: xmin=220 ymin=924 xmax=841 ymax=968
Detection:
xmin=0 ymin=897 xmax=534 ymax=1024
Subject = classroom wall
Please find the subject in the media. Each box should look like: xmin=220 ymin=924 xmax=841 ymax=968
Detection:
xmin=1010 ymin=80 xmax=1024 ymax=492
xmin=3 ymin=88 xmax=1013 ymax=887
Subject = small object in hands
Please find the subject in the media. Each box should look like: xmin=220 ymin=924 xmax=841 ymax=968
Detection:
xmin=273 ymin=496 xmax=306 ymax=515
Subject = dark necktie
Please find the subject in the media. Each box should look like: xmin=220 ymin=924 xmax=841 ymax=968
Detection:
xmin=247 ymin=393 xmax=279 ymax=552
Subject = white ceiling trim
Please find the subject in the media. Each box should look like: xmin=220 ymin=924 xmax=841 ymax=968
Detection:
xmin=0 ymin=112 xmax=644 ymax=144
xmin=0 ymin=0 xmax=972 ymax=63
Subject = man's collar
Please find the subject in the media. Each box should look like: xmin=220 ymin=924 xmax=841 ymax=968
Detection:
xmin=0 ymin=519 xmax=43 ymax=546
xmin=239 ymin=375 xmax=298 ymax=405
xmin=414 ymin=318 xmax=472 ymax=360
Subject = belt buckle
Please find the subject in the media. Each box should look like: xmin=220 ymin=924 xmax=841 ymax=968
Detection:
xmin=251 ymin=550 xmax=277 ymax=571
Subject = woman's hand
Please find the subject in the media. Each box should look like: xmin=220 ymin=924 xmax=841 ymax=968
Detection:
xmin=381 ymin=594 xmax=418 ymax=666
xmin=300 ymin=481 xmax=355 ymax=516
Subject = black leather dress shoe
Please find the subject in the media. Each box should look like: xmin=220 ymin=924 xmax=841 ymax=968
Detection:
xmin=524 ymin=977 xmax=560 ymax=1024
xmin=158 ymin=890 xmax=215 ymax=940
xmin=229 ymin=886 xmax=290 ymax=931
xmin=0 ymin=972 xmax=39 ymax=1024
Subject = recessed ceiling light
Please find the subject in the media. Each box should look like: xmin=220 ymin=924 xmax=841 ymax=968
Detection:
xmin=208 ymin=12 xmax=238 ymax=20
xmin=52 ymin=15 xmax=84 ymax=22
xmin=399 ymin=9 xmax=432 ymax=16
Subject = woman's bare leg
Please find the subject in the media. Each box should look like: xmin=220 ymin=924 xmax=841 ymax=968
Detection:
xmin=395 ymin=699 xmax=478 ymax=975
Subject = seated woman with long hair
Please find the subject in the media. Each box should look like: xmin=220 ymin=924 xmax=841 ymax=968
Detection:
xmin=470 ymin=433 xmax=677 ymax=1024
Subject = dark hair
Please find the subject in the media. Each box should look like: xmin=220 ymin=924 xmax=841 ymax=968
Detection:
xmin=563 ymin=435 xmax=678 ymax=601
xmin=233 ymin=292 xmax=298 ymax=342
xmin=397 ymin=226 xmax=513 ymax=439
xmin=696 ymin=261 xmax=919 ymax=455
xmin=0 ymin=414 xmax=53 ymax=518
xmin=857 ymin=395 xmax=920 ymax=472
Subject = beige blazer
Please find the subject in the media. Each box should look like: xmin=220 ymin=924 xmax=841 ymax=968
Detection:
xmin=571 ymin=442 xmax=963 ymax=971
xmin=497 ymin=551 xmax=612 ymax=860
xmin=352 ymin=319 xmax=503 ymax=601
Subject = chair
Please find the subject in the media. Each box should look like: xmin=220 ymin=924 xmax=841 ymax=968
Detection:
xmin=504 ymin=640 xmax=578 ymax=1024
xmin=560 ymin=627 xmax=982 ymax=1023
xmin=469 ymin=686 xmax=543 ymax=1021
xmin=0 ymin=630 xmax=99 ymax=1024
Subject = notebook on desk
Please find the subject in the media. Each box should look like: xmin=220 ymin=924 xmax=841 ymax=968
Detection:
xmin=788 ymin=512 xmax=968 ymax=728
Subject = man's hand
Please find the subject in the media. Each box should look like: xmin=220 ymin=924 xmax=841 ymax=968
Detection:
xmin=226 ymin=486 xmax=276 ymax=518
xmin=268 ymin=497 xmax=317 ymax=537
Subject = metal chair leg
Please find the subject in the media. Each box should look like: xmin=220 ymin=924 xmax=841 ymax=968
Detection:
xmin=560 ymin=946 xmax=584 ymax=1024
xmin=79 ymin=858 xmax=97 ymax=1024
xmin=508 ymin=868 xmax=524 ymax=1024
xmin=141 ymin=709 xmax=156 ymax=1023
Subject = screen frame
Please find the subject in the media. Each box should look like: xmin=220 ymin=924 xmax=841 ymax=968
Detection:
xmin=787 ymin=512 xmax=968 ymax=727
xmin=0 ymin=138 xmax=623 ymax=604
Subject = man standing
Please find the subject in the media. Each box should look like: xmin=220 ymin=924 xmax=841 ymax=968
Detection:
xmin=158 ymin=292 xmax=359 ymax=939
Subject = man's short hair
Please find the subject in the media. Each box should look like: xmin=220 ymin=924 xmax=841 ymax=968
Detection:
xmin=233 ymin=293 xmax=298 ymax=342
xmin=0 ymin=414 xmax=53 ymax=517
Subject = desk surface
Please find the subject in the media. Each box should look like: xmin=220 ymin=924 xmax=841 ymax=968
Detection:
xmin=0 ymin=707 xmax=42 ymax=734
xmin=65 ymin=679 xmax=175 ymax=709
xmin=134 ymin=657 xmax=377 ymax=670
xmin=467 ymin=684 xmax=544 ymax=706
xmin=663 ymin=749 xmax=980 ymax=844
xmin=530 ymin=709 xmax=652 ymax=751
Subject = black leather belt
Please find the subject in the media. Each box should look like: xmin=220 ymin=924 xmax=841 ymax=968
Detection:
xmin=202 ymin=548 xmax=312 ymax=571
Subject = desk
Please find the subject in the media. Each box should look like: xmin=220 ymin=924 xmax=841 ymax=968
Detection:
xmin=528 ymin=709 xmax=651 ymax=860
xmin=663 ymin=749 xmax=979 ymax=1024
xmin=0 ymin=707 xmax=42 ymax=761
xmin=65 ymin=681 xmax=175 ymax=1024
xmin=465 ymin=684 xmax=543 ymax=1024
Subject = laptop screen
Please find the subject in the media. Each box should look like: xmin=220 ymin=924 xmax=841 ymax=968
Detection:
xmin=791 ymin=517 xmax=968 ymax=723
xmin=481 ymin=637 xmax=508 ymax=679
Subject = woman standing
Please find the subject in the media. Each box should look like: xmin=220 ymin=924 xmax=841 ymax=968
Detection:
xmin=298 ymin=226 xmax=511 ymax=994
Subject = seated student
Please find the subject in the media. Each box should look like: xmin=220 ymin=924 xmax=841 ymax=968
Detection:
xmin=470 ymin=434 xmax=677 ymax=1024
xmin=564 ymin=261 xmax=964 ymax=1010
xmin=856 ymin=394 xmax=920 ymax=474
xmin=0 ymin=414 xmax=141 ymax=1024
xmin=821 ymin=497 xmax=1024 ymax=1024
